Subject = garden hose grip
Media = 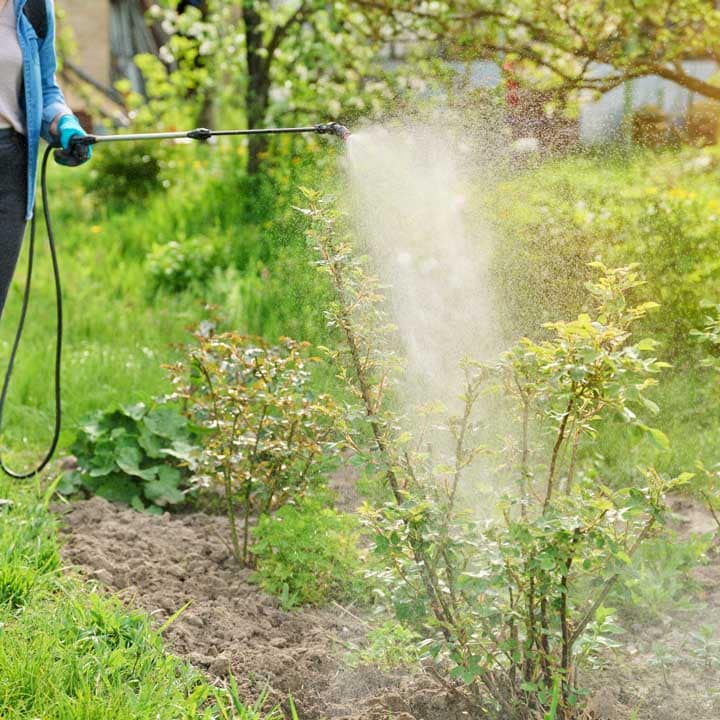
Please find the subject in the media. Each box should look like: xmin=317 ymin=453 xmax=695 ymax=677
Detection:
xmin=53 ymin=135 xmax=95 ymax=167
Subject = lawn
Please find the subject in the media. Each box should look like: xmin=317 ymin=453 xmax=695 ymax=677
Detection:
xmin=0 ymin=139 xmax=718 ymax=719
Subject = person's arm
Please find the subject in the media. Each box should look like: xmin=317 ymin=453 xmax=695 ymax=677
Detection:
xmin=38 ymin=0 xmax=71 ymax=144
xmin=38 ymin=0 xmax=91 ymax=164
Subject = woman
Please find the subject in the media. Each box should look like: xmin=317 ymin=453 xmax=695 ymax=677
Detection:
xmin=0 ymin=0 xmax=90 ymax=317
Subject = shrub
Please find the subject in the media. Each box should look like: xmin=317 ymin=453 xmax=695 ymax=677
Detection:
xmin=251 ymin=498 xmax=366 ymax=608
xmin=166 ymin=329 xmax=341 ymax=566
xmin=61 ymin=403 xmax=200 ymax=512
xmin=303 ymin=194 xmax=686 ymax=720
xmin=692 ymin=302 xmax=720 ymax=372
xmin=146 ymin=233 xmax=230 ymax=294
xmin=613 ymin=531 xmax=712 ymax=620
xmin=687 ymin=101 xmax=720 ymax=146
xmin=87 ymin=142 xmax=163 ymax=206
xmin=347 ymin=621 xmax=422 ymax=670
xmin=692 ymin=305 xmax=720 ymax=528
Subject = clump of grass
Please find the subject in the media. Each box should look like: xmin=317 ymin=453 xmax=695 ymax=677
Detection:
xmin=0 ymin=479 xmax=277 ymax=719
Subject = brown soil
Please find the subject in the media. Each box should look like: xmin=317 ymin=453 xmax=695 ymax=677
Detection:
xmin=56 ymin=494 xmax=720 ymax=720
xmin=57 ymin=497 xmax=464 ymax=720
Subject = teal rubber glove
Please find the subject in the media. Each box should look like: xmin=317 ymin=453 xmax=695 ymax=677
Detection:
xmin=56 ymin=114 xmax=92 ymax=165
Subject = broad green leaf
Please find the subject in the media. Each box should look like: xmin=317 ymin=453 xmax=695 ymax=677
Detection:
xmin=95 ymin=476 xmax=142 ymax=505
xmin=122 ymin=403 xmax=147 ymax=421
xmin=144 ymin=406 xmax=188 ymax=439
xmin=144 ymin=466 xmax=185 ymax=506
xmin=640 ymin=424 xmax=671 ymax=450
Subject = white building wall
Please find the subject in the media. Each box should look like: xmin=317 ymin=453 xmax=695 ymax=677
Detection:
xmin=449 ymin=59 xmax=718 ymax=144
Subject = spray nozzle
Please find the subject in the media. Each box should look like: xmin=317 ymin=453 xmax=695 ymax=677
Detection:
xmin=314 ymin=122 xmax=351 ymax=141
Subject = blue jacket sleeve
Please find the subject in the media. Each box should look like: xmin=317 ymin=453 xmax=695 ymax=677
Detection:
xmin=39 ymin=0 xmax=71 ymax=144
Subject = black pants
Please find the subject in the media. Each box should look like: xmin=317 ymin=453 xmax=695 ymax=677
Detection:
xmin=0 ymin=129 xmax=28 ymax=318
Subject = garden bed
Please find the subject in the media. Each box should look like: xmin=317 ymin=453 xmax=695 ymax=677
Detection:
xmin=57 ymin=497 xmax=466 ymax=720
xmin=56 ymin=496 xmax=720 ymax=720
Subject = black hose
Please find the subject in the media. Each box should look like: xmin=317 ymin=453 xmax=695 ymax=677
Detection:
xmin=0 ymin=145 xmax=62 ymax=478
xmin=0 ymin=122 xmax=349 ymax=479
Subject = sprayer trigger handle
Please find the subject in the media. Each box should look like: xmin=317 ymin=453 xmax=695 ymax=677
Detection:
xmin=53 ymin=136 xmax=92 ymax=167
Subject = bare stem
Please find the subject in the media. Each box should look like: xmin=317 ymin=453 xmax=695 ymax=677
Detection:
xmin=195 ymin=358 xmax=243 ymax=564
xmin=543 ymin=391 xmax=575 ymax=513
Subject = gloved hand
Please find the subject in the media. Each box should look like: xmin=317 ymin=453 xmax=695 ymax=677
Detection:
xmin=56 ymin=114 xmax=92 ymax=166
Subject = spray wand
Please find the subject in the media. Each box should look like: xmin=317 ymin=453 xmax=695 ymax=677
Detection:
xmin=0 ymin=121 xmax=350 ymax=479
xmin=55 ymin=122 xmax=351 ymax=165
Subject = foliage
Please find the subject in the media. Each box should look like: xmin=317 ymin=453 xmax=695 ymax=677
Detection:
xmin=692 ymin=303 xmax=720 ymax=372
xmin=212 ymin=681 xmax=284 ymax=720
xmin=143 ymin=1 xmax=423 ymax=173
xmin=61 ymin=403 xmax=200 ymax=512
xmin=691 ymin=306 xmax=720 ymax=528
xmin=87 ymin=143 xmax=164 ymax=206
xmin=688 ymin=101 xmax=720 ymax=147
xmin=490 ymin=150 xmax=720 ymax=355
xmin=378 ymin=1 xmax=720 ymax=101
xmin=303 ymin=194 xmax=686 ymax=719
xmin=631 ymin=105 xmax=669 ymax=148
xmin=251 ymin=497 xmax=367 ymax=608
xmin=167 ymin=329 xmax=340 ymax=565
xmin=612 ymin=531 xmax=712 ymax=620
xmin=146 ymin=232 xmax=230 ymax=294
xmin=346 ymin=621 xmax=423 ymax=670
xmin=690 ymin=625 xmax=720 ymax=671
xmin=0 ymin=480 xmax=276 ymax=720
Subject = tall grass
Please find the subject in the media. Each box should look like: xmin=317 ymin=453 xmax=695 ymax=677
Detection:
xmin=0 ymin=142 xmax=336 ymax=461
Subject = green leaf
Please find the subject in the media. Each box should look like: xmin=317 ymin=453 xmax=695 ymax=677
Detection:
xmin=639 ymin=424 xmax=671 ymax=450
xmin=161 ymin=439 xmax=198 ymax=464
xmin=88 ymin=440 xmax=118 ymax=477
xmin=144 ymin=406 xmax=188 ymax=439
xmin=122 ymin=402 xmax=147 ymax=421
xmin=144 ymin=466 xmax=185 ymax=507
xmin=636 ymin=338 xmax=658 ymax=352
xmin=95 ymin=476 xmax=142 ymax=505
xmin=57 ymin=471 xmax=84 ymax=496
xmin=78 ymin=411 xmax=109 ymax=441
xmin=115 ymin=445 xmax=157 ymax=481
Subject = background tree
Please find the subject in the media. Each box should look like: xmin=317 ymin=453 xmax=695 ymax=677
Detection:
xmin=367 ymin=0 xmax=720 ymax=99
xmin=152 ymin=0 xmax=417 ymax=173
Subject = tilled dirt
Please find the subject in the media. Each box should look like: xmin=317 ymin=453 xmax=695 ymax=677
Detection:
xmin=57 ymin=495 xmax=720 ymax=720
xmin=57 ymin=497 xmax=465 ymax=720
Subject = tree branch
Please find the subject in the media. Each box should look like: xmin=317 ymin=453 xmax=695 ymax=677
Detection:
xmin=267 ymin=1 xmax=311 ymax=59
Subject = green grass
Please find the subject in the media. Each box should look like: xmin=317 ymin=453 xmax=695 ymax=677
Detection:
xmin=0 ymin=477 xmax=286 ymax=719
xmin=0 ymin=143 xmax=335 ymax=464
xmin=0 ymin=148 xmax=334 ymax=718
xmin=488 ymin=145 xmax=720 ymax=484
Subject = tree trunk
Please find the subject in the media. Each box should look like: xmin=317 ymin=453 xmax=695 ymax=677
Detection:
xmin=243 ymin=1 xmax=271 ymax=175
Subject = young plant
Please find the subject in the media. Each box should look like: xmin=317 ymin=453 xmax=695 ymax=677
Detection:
xmin=690 ymin=625 xmax=720 ymax=671
xmin=691 ymin=302 xmax=720 ymax=373
xmin=302 ymin=194 xmax=684 ymax=720
xmin=166 ymin=328 xmax=339 ymax=566
xmin=62 ymin=403 xmax=200 ymax=512
xmin=347 ymin=621 xmax=423 ymax=670
xmin=251 ymin=496 xmax=367 ymax=608
xmin=691 ymin=306 xmax=720 ymax=526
